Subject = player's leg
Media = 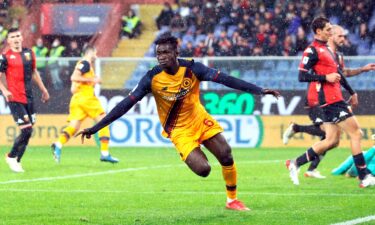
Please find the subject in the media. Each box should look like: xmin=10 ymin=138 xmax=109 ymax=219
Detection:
xmin=283 ymin=107 xmax=326 ymax=144
xmin=16 ymin=102 xmax=36 ymax=164
xmin=6 ymin=103 xmax=34 ymax=172
xmin=52 ymin=120 xmax=81 ymax=163
xmin=203 ymin=133 xmax=249 ymax=211
xmin=286 ymin=123 xmax=340 ymax=185
xmin=93 ymin=113 xmax=119 ymax=163
xmin=184 ymin=147 xmax=211 ymax=177
xmin=338 ymin=116 xmax=375 ymax=187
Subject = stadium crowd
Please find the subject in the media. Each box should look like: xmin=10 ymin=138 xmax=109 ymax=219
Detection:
xmin=155 ymin=0 xmax=375 ymax=57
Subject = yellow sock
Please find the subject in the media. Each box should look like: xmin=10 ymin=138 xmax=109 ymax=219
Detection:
xmin=98 ymin=126 xmax=110 ymax=153
xmin=222 ymin=163 xmax=237 ymax=200
xmin=58 ymin=126 xmax=76 ymax=145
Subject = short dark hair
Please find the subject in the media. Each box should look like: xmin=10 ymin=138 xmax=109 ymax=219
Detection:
xmin=154 ymin=33 xmax=178 ymax=50
xmin=311 ymin=17 xmax=330 ymax=34
xmin=7 ymin=27 xmax=20 ymax=37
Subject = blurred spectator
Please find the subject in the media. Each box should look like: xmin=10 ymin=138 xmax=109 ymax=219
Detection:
xmin=32 ymin=38 xmax=49 ymax=83
xmin=233 ymin=36 xmax=251 ymax=56
xmin=263 ymin=34 xmax=282 ymax=56
xmin=180 ymin=41 xmax=194 ymax=57
xmin=0 ymin=24 xmax=8 ymax=47
xmin=65 ymin=40 xmax=81 ymax=74
xmin=122 ymin=9 xmax=141 ymax=39
xmin=194 ymin=40 xmax=207 ymax=57
xmin=48 ymin=38 xmax=65 ymax=90
xmin=65 ymin=40 xmax=81 ymax=57
xmin=170 ymin=13 xmax=187 ymax=38
xmin=295 ymin=27 xmax=308 ymax=54
xmin=282 ymin=35 xmax=297 ymax=56
xmin=156 ymin=2 xmax=174 ymax=30
xmin=153 ymin=0 xmax=375 ymax=57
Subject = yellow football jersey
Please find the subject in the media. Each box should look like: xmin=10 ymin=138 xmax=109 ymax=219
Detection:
xmin=130 ymin=59 xmax=220 ymax=137
xmin=71 ymin=60 xmax=95 ymax=96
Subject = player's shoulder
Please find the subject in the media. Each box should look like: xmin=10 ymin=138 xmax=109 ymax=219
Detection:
xmin=147 ymin=64 xmax=163 ymax=76
xmin=303 ymin=45 xmax=317 ymax=55
xmin=178 ymin=58 xmax=195 ymax=67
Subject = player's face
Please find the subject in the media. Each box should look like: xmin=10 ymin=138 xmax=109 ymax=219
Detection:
xmin=156 ymin=43 xmax=178 ymax=69
xmin=332 ymin=28 xmax=345 ymax=47
xmin=7 ymin=31 xmax=23 ymax=51
xmin=318 ymin=23 xmax=332 ymax=42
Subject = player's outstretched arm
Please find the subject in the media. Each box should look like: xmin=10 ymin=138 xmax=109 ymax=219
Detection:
xmin=75 ymin=96 xmax=138 ymax=143
xmin=344 ymin=63 xmax=375 ymax=77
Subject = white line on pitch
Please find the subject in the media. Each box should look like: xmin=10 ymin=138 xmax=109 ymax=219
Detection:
xmin=0 ymin=189 xmax=374 ymax=198
xmin=0 ymin=160 xmax=282 ymax=185
xmin=331 ymin=215 xmax=375 ymax=225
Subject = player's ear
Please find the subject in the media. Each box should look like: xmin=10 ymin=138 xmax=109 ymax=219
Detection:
xmin=175 ymin=47 xmax=180 ymax=56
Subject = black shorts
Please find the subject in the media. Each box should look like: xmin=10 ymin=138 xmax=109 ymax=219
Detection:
xmin=8 ymin=102 xmax=35 ymax=126
xmin=321 ymin=101 xmax=353 ymax=124
xmin=308 ymin=106 xmax=325 ymax=126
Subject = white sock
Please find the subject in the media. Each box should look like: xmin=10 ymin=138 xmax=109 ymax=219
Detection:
xmin=101 ymin=151 xmax=109 ymax=156
xmin=55 ymin=142 xmax=62 ymax=148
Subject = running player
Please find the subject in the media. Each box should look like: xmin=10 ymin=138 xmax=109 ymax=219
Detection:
xmin=283 ymin=25 xmax=375 ymax=179
xmin=76 ymin=33 xmax=280 ymax=210
xmin=0 ymin=28 xmax=50 ymax=172
xmin=51 ymin=45 xmax=118 ymax=163
xmin=285 ymin=17 xmax=375 ymax=188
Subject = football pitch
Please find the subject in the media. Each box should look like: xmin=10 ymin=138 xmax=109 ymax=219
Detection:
xmin=0 ymin=146 xmax=374 ymax=225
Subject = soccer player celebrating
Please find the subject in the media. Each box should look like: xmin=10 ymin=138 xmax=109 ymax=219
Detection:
xmin=76 ymin=33 xmax=280 ymax=210
xmin=0 ymin=28 xmax=50 ymax=172
xmin=285 ymin=17 xmax=375 ymax=188
xmin=282 ymin=25 xmax=375 ymax=179
xmin=51 ymin=45 xmax=118 ymax=163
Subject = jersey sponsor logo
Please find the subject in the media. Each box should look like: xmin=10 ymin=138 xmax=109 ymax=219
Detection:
xmin=315 ymin=83 xmax=321 ymax=91
xmin=302 ymin=56 xmax=309 ymax=64
xmin=305 ymin=47 xmax=313 ymax=54
xmin=10 ymin=55 xmax=16 ymax=59
xmin=319 ymin=48 xmax=324 ymax=53
xmin=24 ymin=52 xmax=31 ymax=61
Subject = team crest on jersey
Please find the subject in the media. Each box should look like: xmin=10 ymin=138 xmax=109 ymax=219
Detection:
xmin=181 ymin=78 xmax=192 ymax=89
xmin=315 ymin=83 xmax=321 ymax=91
xmin=305 ymin=47 xmax=313 ymax=54
xmin=24 ymin=52 xmax=31 ymax=61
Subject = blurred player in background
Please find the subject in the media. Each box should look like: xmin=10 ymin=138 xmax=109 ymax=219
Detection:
xmin=283 ymin=25 xmax=375 ymax=179
xmin=285 ymin=17 xmax=375 ymax=188
xmin=51 ymin=45 xmax=119 ymax=163
xmin=0 ymin=28 xmax=50 ymax=172
xmin=76 ymin=33 xmax=280 ymax=211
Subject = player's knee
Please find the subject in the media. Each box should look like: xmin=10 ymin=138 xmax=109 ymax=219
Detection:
xmin=220 ymin=146 xmax=234 ymax=166
xmin=197 ymin=164 xmax=211 ymax=177
xmin=22 ymin=127 xmax=33 ymax=139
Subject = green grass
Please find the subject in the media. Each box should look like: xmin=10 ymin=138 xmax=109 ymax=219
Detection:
xmin=0 ymin=146 xmax=374 ymax=225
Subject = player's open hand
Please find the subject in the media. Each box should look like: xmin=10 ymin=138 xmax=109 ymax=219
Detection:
xmin=262 ymin=89 xmax=281 ymax=98
xmin=361 ymin=63 xmax=375 ymax=72
xmin=75 ymin=128 xmax=94 ymax=144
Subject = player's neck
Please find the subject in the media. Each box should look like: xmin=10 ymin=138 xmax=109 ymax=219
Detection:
xmin=10 ymin=46 xmax=22 ymax=52
xmin=328 ymin=42 xmax=336 ymax=52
